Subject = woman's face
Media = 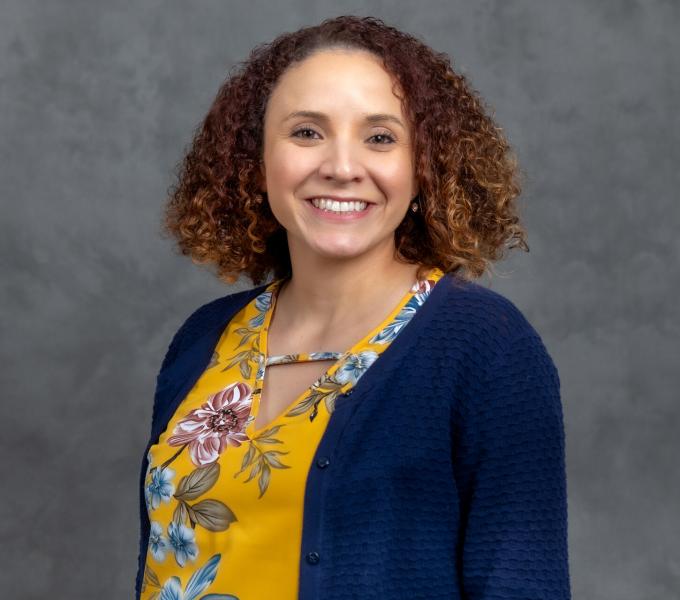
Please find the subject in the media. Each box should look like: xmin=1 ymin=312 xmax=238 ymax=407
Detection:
xmin=260 ymin=48 xmax=418 ymax=267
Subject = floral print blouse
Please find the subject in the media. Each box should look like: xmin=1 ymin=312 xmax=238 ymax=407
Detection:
xmin=141 ymin=267 xmax=445 ymax=600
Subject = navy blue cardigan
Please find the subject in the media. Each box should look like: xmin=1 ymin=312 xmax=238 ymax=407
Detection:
xmin=136 ymin=272 xmax=571 ymax=599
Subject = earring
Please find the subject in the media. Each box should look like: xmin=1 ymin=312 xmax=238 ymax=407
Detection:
xmin=411 ymin=199 xmax=419 ymax=212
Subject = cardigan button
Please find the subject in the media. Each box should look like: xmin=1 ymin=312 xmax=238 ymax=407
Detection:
xmin=316 ymin=456 xmax=330 ymax=468
xmin=306 ymin=551 xmax=320 ymax=565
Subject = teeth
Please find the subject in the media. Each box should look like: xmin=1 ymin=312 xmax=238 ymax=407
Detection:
xmin=310 ymin=198 xmax=368 ymax=213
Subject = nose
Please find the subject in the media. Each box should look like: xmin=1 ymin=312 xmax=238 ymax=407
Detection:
xmin=317 ymin=136 xmax=366 ymax=182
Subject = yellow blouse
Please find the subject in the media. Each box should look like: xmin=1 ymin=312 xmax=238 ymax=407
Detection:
xmin=141 ymin=267 xmax=445 ymax=600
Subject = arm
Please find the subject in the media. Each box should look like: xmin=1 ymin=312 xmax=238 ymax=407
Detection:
xmin=454 ymin=332 xmax=571 ymax=599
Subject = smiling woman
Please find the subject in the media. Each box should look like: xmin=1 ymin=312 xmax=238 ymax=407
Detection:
xmin=259 ymin=48 xmax=420 ymax=272
xmin=162 ymin=16 xmax=527 ymax=287
xmin=138 ymin=14 xmax=571 ymax=600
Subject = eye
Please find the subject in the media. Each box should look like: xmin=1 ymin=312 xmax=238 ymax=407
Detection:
xmin=291 ymin=127 xmax=321 ymax=140
xmin=368 ymin=130 xmax=396 ymax=145
xmin=291 ymin=127 xmax=397 ymax=145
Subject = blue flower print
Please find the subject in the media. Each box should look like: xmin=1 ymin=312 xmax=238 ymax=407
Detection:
xmin=370 ymin=299 xmax=418 ymax=344
xmin=309 ymin=351 xmax=340 ymax=361
xmin=167 ymin=521 xmax=199 ymax=567
xmin=335 ymin=350 xmax=379 ymax=385
xmin=249 ymin=290 xmax=274 ymax=328
xmin=149 ymin=521 xmax=170 ymax=562
xmin=144 ymin=451 xmax=155 ymax=505
xmin=159 ymin=553 xmax=238 ymax=600
xmin=146 ymin=467 xmax=176 ymax=510
xmin=255 ymin=353 xmax=265 ymax=381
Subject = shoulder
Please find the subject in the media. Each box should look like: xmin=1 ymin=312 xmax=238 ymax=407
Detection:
xmin=437 ymin=272 xmax=544 ymax=346
xmin=182 ymin=284 xmax=267 ymax=334
xmin=436 ymin=276 xmax=562 ymax=421
xmin=433 ymin=273 xmax=559 ymax=388
xmin=159 ymin=282 xmax=269 ymax=372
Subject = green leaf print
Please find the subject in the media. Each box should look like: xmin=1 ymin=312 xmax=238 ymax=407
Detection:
xmin=190 ymin=499 xmax=237 ymax=532
xmin=206 ymin=350 xmax=219 ymax=369
xmin=242 ymin=459 xmax=261 ymax=482
xmin=142 ymin=564 xmax=160 ymax=593
xmin=233 ymin=425 xmax=291 ymax=499
xmin=257 ymin=463 xmax=270 ymax=498
xmin=171 ymin=463 xmax=237 ymax=533
xmin=232 ymin=325 xmax=260 ymax=348
xmin=238 ymin=444 xmax=256 ymax=473
xmin=175 ymin=463 xmax=220 ymax=501
xmin=219 ymin=348 xmax=256 ymax=379
xmin=285 ymin=376 xmax=344 ymax=419
xmin=261 ymin=450 xmax=289 ymax=468
xmin=173 ymin=500 xmax=189 ymax=526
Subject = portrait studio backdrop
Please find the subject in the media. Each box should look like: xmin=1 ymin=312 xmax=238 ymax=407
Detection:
xmin=1 ymin=1 xmax=678 ymax=598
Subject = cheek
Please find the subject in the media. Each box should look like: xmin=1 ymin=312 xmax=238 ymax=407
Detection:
xmin=377 ymin=162 xmax=416 ymax=206
xmin=263 ymin=154 xmax=307 ymax=224
xmin=267 ymin=145 xmax=312 ymax=184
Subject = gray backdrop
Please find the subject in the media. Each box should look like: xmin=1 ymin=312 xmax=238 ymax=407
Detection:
xmin=1 ymin=1 xmax=678 ymax=598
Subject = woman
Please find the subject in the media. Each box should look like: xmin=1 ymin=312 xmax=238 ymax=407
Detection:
xmin=137 ymin=15 xmax=571 ymax=600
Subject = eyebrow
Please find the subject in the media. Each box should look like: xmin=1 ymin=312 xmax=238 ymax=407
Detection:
xmin=283 ymin=110 xmax=406 ymax=129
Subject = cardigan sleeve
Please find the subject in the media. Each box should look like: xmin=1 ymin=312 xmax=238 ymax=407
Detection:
xmin=454 ymin=332 xmax=571 ymax=599
xmin=149 ymin=318 xmax=190 ymax=431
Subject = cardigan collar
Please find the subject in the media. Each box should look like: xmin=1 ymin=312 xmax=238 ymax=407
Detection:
xmin=151 ymin=271 xmax=459 ymax=445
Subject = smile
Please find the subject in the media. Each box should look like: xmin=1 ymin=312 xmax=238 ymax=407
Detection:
xmin=310 ymin=198 xmax=368 ymax=213
xmin=305 ymin=198 xmax=374 ymax=221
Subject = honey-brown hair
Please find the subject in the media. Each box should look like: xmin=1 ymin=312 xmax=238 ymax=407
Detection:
xmin=162 ymin=15 xmax=528 ymax=285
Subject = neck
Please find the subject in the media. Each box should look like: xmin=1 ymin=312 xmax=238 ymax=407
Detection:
xmin=275 ymin=248 xmax=422 ymax=336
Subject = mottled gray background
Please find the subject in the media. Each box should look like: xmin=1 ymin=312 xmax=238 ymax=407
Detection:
xmin=1 ymin=1 xmax=678 ymax=598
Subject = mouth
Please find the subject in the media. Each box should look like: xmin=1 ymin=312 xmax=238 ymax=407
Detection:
xmin=305 ymin=196 xmax=374 ymax=220
xmin=306 ymin=196 xmax=372 ymax=208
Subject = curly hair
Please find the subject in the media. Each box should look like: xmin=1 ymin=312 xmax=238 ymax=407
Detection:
xmin=162 ymin=15 xmax=528 ymax=286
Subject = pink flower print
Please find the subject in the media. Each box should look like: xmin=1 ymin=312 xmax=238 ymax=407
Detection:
xmin=167 ymin=382 xmax=253 ymax=466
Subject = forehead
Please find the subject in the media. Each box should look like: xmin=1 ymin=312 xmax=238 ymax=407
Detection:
xmin=266 ymin=49 xmax=404 ymax=117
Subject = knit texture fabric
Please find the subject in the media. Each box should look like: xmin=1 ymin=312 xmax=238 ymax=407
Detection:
xmin=137 ymin=273 xmax=571 ymax=599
